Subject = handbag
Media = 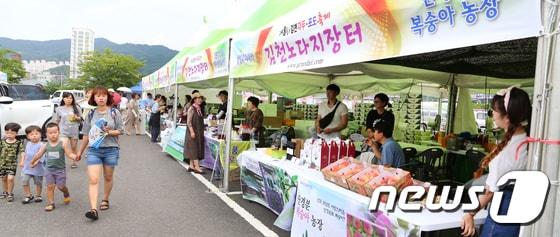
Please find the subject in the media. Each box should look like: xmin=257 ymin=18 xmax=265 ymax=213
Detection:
xmin=319 ymin=101 xmax=341 ymax=129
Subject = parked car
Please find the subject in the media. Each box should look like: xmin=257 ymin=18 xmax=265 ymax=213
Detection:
xmin=50 ymin=89 xmax=85 ymax=108
xmin=0 ymin=82 xmax=54 ymax=138
xmin=475 ymin=109 xmax=489 ymax=129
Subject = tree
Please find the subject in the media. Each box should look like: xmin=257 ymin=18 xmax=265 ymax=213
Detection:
xmin=0 ymin=48 xmax=26 ymax=83
xmin=43 ymin=80 xmax=65 ymax=95
xmin=76 ymin=49 xmax=144 ymax=89
xmin=42 ymin=78 xmax=85 ymax=95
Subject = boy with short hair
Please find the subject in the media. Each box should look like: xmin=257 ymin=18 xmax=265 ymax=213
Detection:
xmin=31 ymin=123 xmax=77 ymax=212
xmin=0 ymin=123 xmax=24 ymax=202
xmin=19 ymin=125 xmax=45 ymax=204
xmin=367 ymin=120 xmax=405 ymax=168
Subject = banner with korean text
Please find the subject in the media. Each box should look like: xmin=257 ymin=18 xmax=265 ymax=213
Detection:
xmin=176 ymin=40 xmax=230 ymax=84
xmin=142 ymin=38 xmax=229 ymax=90
xmin=231 ymin=0 xmax=542 ymax=77
xmin=291 ymin=175 xmax=419 ymax=237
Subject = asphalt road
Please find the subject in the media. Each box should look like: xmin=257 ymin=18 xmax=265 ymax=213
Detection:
xmin=0 ymin=135 xmax=285 ymax=237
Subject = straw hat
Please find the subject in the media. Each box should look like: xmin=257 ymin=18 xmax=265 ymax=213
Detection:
xmin=192 ymin=92 xmax=203 ymax=99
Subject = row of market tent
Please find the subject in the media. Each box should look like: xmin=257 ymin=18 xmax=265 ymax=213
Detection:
xmin=141 ymin=1 xmax=558 ymax=236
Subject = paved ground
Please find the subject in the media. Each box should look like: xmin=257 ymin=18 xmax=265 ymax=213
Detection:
xmin=0 ymin=135 xmax=285 ymax=237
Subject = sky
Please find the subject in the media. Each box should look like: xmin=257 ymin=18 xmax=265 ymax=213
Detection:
xmin=0 ymin=0 xmax=265 ymax=51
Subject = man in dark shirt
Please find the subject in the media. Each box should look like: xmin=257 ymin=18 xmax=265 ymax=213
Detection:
xmin=216 ymin=90 xmax=228 ymax=120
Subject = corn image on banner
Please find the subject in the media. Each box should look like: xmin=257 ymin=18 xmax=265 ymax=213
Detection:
xmin=231 ymin=0 xmax=542 ymax=78
xmin=141 ymin=76 xmax=150 ymax=91
xmin=176 ymin=40 xmax=230 ymax=84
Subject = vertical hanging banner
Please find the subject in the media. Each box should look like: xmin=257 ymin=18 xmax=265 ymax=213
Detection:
xmin=176 ymin=57 xmax=186 ymax=84
xmin=141 ymin=76 xmax=150 ymax=91
xmin=165 ymin=64 xmax=172 ymax=92
xmin=151 ymin=73 xmax=158 ymax=90
xmin=231 ymin=0 xmax=542 ymax=77
xmin=170 ymin=61 xmax=178 ymax=85
xmin=157 ymin=71 xmax=162 ymax=89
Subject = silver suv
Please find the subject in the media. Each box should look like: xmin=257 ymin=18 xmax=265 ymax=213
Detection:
xmin=0 ymin=82 xmax=53 ymax=137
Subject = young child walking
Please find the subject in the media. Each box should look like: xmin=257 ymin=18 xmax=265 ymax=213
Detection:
xmin=19 ymin=126 xmax=45 ymax=204
xmin=0 ymin=123 xmax=24 ymax=202
xmin=31 ymin=123 xmax=77 ymax=211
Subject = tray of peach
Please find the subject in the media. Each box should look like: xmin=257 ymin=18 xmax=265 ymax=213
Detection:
xmin=363 ymin=172 xmax=415 ymax=199
xmin=331 ymin=163 xmax=366 ymax=189
xmin=381 ymin=168 xmax=414 ymax=190
xmin=321 ymin=158 xmax=352 ymax=182
xmin=347 ymin=167 xmax=382 ymax=196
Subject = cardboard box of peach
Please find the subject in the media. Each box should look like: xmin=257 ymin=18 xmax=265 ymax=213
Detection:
xmin=321 ymin=158 xmax=365 ymax=189
xmin=321 ymin=157 xmax=414 ymax=198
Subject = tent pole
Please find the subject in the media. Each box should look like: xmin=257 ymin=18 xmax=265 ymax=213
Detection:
xmin=223 ymin=76 xmax=235 ymax=192
xmin=445 ymin=75 xmax=457 ymax=134
xmin=521 ymin=1 xmax=560 ymax=236
xmin=173 ymin=84 xmax=178 ymax=128
xmin=438 ymin=88 xmax=442 ymax=122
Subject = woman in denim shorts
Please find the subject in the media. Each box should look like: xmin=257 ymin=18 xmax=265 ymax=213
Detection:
xmin=77 ymin=86 xmax=124 ymax=221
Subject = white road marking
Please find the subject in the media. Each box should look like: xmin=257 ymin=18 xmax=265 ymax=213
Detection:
xmin=177 ymin=161 xmax=279 ymax=237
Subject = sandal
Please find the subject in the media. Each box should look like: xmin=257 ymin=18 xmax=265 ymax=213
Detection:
xmin=85 ymin=209 xmax=99 ymax=220
xmin=63 ymin=196 xmax=72 ymax=205
xmin=7 ymin=193 xmax=14 ymax=202
xmin=0 ymin=192 xmax=7 ymax=199
xmin=194 ymin=169 xmax=206 ymax=175
xmin=22 ymin=196 xmax=34 ymax=204
xmin=35 ymin=196 xmax=43 ymax=203
xmin=100 ymin=200 xmax=110 ymax=210
xmin=45 ymin=204 xmax=55 ymax=212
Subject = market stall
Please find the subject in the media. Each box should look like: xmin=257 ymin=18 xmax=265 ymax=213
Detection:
xmin=139 ymin=0 xmax=560 ymax=234
xmin=292 ymin=172 xmax=485 ymax=237
xmin=165 ymin=125 xmax=257 ymax=180
xmin=142 ymin=28 xmax=231 ymax=170
xmin=141 ymin=28 xmax=280 ymax=183
xmin=225 ymin=0 xmax=541 ymax=235
xmin=237 ymin=149 xmax=488 ymax=235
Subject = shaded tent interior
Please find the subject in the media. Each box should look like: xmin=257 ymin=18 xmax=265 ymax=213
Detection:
xmin=374 ymin=37 xmax=538 ymax=79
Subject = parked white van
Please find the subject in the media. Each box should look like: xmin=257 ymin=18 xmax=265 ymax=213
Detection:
xmin=0 ymin=82 xmax=54 ymax=137
xmin=51 ymin=89 xmax=85 ymax=108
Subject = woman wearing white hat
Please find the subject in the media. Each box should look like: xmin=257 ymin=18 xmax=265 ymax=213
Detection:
xmin=183 ymin=92 xmax=205 ymax=174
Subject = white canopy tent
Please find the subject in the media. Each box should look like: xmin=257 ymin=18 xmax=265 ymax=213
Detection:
xmin=143 ymin=0 xmax=560 ymax=234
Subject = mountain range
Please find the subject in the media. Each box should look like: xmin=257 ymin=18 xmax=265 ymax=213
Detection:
xmin=0 ymin=37 xmax=178 ymax=75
